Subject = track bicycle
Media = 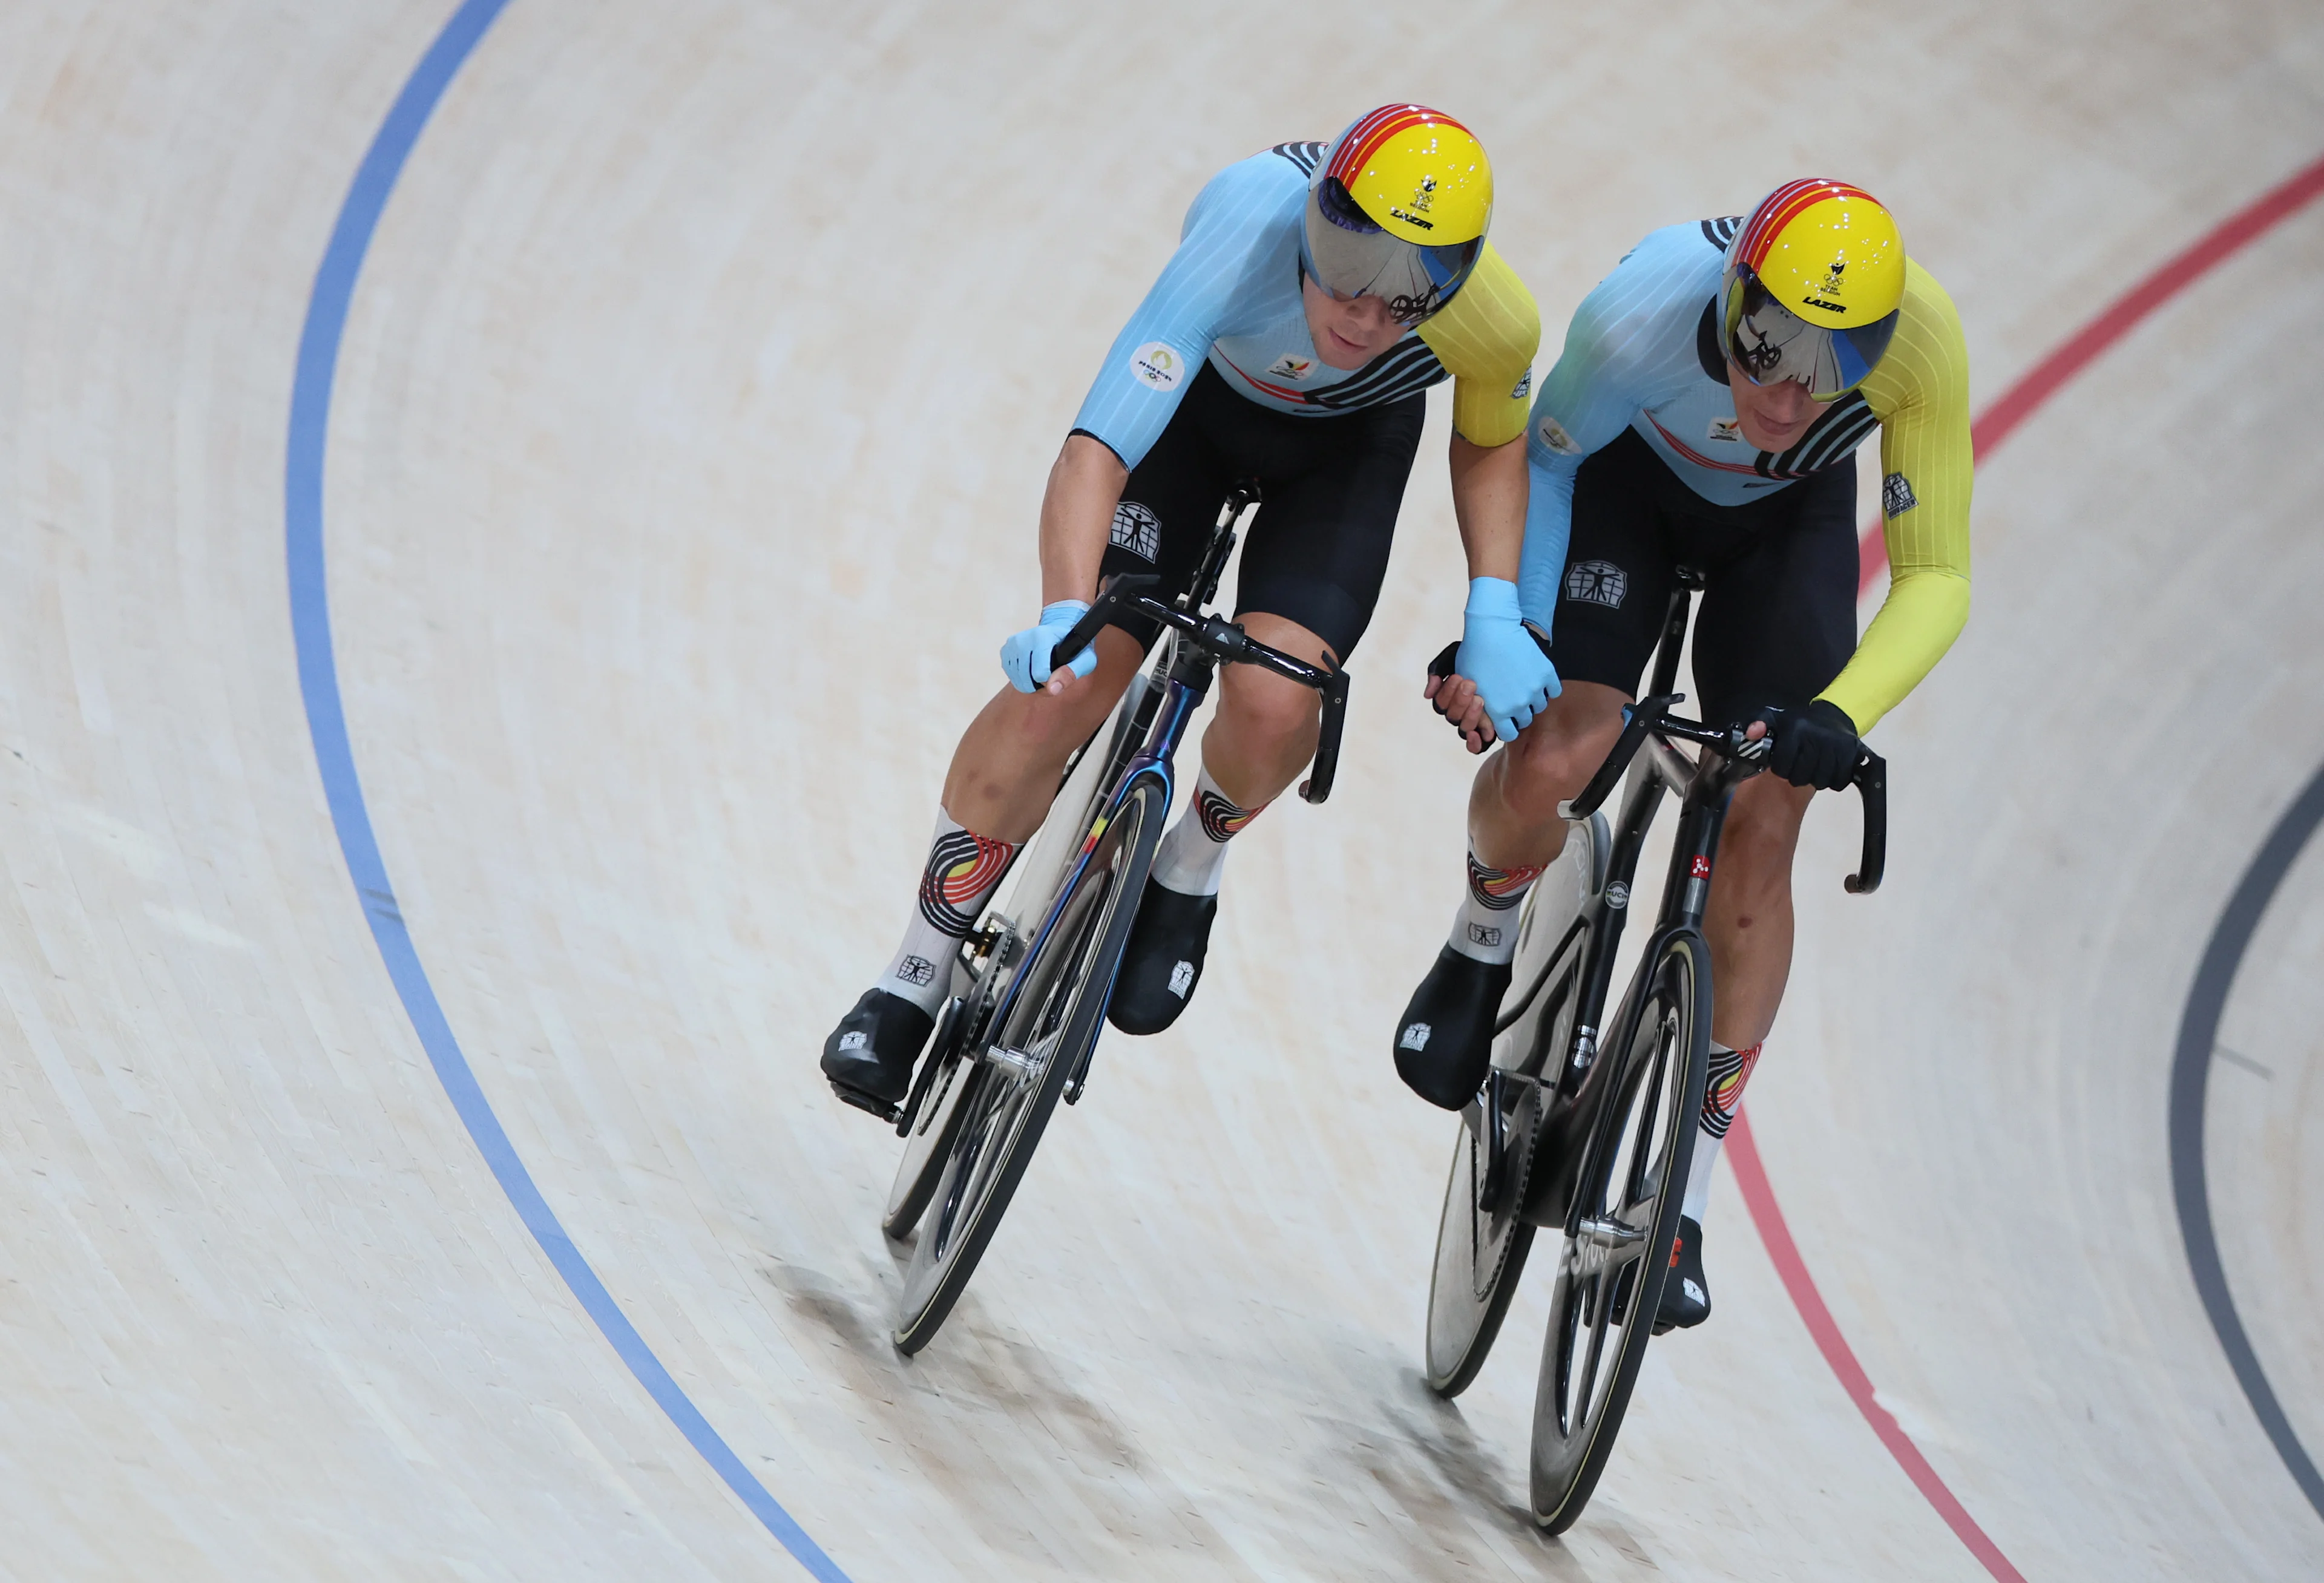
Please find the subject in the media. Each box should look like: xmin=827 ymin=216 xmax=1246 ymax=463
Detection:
xmin=1420 ymin=568 xmax=1886 ymax=1531
xmin=876 ymin=483 xmax=1349 ymax=1355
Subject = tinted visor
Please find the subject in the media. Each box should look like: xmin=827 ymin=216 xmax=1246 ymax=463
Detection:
xmin=1304 ymin=177 xmax=1482 ymax=326
xmin=1721 ymin=266 xmax=1899 ymax=400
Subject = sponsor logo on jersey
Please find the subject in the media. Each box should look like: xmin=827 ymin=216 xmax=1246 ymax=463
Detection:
xmin=1265 ymin=353 xmax=1315 ymax=382
xmin=1510 ymin=369 xmax=1532 ymax=401
xmin=1130 ymin=341 xmax=1183 ymax=391
xmin=1708 ymin=415 xmax=1745 ymax=444
xmin=1537 ymin=415 xmax=1581 ymax=454
xmin=1109 ymin=500 xmax=1161 ymax=561
xmin=1883 ymin=471 xmax=1919 ymax=516
xmin=1564 ymin=559 xmax=1626 ymax=609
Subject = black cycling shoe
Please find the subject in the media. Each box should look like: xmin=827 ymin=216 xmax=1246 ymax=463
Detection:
xmin=1654 ymin=1214 xmax=1711 ymax=1333
xmin=1106 ymin=880 xmax=1218 ymax=1035
xmin=821 ymin=988 xmax=934 ymax=1116
xmin=1393 ymin=946 xmax=1512 ymax=1109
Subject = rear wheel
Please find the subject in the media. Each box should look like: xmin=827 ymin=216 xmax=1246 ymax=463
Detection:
xmin=1423 ymin=813 xmax=1606 ymax=1397
xmin=881 ymin=999 xmax=977 ymax=1239
xmin=891 ymin=776 xmax=1163 ymax=1354
xmin=1529 ymin=930 xmax=1711 ymax=1533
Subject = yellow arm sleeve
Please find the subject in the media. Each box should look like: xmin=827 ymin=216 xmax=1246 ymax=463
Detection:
xmin=1416 ymin=242 xmax=1541 ymax=448
xmin=1819 ymin=260 xmax=1974 ymax=732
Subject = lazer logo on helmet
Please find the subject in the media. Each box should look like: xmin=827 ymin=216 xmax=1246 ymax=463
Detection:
xmin=1301 ymin=104 xmax=1492 ymax=327
xmin=1720 ymin=178 xmax=1905 ymax=401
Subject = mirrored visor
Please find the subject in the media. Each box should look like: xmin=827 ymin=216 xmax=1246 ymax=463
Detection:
xmin=1304 ymin=179 xmax=1481 ymax=326
xmin=1721 ymin=269 xmax=1899 ymax=401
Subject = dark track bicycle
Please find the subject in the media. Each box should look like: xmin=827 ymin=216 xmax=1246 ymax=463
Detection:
xmin=878 ymin=483 xmax=1347 ymax=1355
xmin=1420 ymin=568 xmax=1885 ymax=1532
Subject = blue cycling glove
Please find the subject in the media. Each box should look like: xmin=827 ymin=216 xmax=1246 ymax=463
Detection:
xmin=1000 ymin=600 xmax=1098 ymax=693
xmin=1456 ymin=577 xmax=1560 ymax=742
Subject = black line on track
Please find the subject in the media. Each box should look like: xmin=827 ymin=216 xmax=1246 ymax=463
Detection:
xmin=2170 ymin=757 xmax=2324 ymax=1523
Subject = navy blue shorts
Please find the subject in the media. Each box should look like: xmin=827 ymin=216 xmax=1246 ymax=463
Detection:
xmin=1549 ymin=428 xmax=1860 ymax=727
xmin=1082 ymin=362 xmax=1425 ymax=662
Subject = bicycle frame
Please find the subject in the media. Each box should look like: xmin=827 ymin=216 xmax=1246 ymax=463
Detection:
xmin=899 ymin=483 xmax=1347 ymax=1124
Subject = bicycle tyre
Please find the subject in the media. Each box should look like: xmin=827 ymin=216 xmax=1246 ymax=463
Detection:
xmin=885 ymin=655 xmax=1162 ymax=1240
xmin=1423 ymin=813 xmax=1606 ymax=1397
xmin=891 ymin=775 xmax=1164 ymax=1354
xmin=881 ymin=1004 xmax=977 ymax=1239
xmin=1528 ymin=929 xmax=1712 ymax=1533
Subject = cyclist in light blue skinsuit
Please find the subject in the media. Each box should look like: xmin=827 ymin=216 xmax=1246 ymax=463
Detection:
xmin=822 ymin=108 xmax=1556 ymax=1113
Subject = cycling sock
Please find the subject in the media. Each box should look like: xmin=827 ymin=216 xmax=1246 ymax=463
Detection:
xmin=1446 ymin=849 xmax=1544 ymax=965
xmin=1682 ymin=1040 xmax=1763 ymax=1221
xmin=876 ymin=810 xmax=1018 ymax=1015
xmin=1149 ymin=765 xmax=1265 ymax=897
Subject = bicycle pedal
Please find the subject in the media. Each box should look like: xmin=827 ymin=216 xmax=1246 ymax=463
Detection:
xmin=828 ymin=1080 xmax=902 ymax=1126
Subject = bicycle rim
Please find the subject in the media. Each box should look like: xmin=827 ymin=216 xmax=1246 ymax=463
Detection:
xmin=891 ymin=779 xmax=1161 ymax=1353
xmin=1424 ymin=816 xmax=1604 ymax=1395
xmin=881 ymin=1024 xmax=979 ymax=1239
xmin=1529 ymin=931 xmax=1711 ymax=1532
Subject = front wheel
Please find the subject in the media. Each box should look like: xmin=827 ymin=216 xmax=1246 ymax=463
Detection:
xmin=1529 ymin=930 xmax=1711 ymax=1533
xmin=891 ymin=776 xmax=1163 ymax=1354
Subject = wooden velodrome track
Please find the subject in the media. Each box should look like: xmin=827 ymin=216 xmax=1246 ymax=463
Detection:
xmin=2 ymin=1 xmax=2320 ymax=1577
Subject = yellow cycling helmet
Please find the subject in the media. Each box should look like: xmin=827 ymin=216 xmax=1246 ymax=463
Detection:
xmin=1721 ymin=179 xmax=1905 ymax=399
xmin=1303 ymin=105 xmax=1492 ymax=326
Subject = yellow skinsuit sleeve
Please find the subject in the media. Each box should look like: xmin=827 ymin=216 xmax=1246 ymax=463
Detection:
xmin=1820 ymin=260 xmax=1974 ymax=733
xmin=1416 ymin=241 xmax=1541 ymax=448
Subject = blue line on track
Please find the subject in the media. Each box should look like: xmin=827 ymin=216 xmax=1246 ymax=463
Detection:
xmin=2170 ymin=759 xmax=2324 ymax=1526
xmin=284 ymin=4 xmax=850 ymax=1576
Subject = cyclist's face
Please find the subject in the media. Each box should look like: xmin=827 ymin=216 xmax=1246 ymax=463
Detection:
xmin=1724 ymin=359 xmax=1831 ymax=452
xmin=1302 ymin=275 xmax=1405 ymax=369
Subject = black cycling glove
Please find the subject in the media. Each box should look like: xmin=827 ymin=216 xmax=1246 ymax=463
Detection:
xmin=1756 ymin=699 xmax=1862 ymax=791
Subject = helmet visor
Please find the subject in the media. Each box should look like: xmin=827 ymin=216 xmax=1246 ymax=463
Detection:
xmin=1722 ymin=267 xmax=1899 ymax=401
xmin=1305 ymin=177 xmax=1482 ymax=326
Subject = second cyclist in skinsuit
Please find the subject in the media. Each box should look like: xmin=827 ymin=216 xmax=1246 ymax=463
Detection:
xmin=1402 ymin=180 xmax=1972 ymax=1331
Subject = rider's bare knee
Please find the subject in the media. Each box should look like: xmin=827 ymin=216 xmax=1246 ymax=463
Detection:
xmin=1722 ymin=776 xmax=1813 ymax=874
xmin=1218 ymin=663 xmax=1322 ymax=754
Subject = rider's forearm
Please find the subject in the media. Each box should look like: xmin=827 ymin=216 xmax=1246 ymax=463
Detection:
xmin=1038 ymin=433 xmax=1131 ymax=605
xmin=1448 ymin=433 xmax=1525 ymax=584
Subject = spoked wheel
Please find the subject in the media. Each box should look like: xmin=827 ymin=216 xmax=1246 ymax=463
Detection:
xmin=1424 ymin=813 xmax=1606 ymax=1397
xmin=881 ymin=1000 xmax=977 ymax=1239
xmin=884 ymin=652 xmax=1161 ymax=1243
xmin=1529 ymin=930 xmax=1711 ymax=1533
xmin=891 ymin=777 xmax=1163 ymax=1354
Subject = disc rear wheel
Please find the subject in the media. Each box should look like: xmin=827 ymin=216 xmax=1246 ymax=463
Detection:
xmin=1423 ymin=813 xmax=1605 ymax=1397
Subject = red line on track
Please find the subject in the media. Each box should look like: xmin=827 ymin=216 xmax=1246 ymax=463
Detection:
xmin=1754 ymin=148 xmax=2324 ymax=1579
xmin=1727 ymin=1113 xmax=2027 ymax=1581
xmin=1857 ymin=149 xmax=2324 ymax=595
